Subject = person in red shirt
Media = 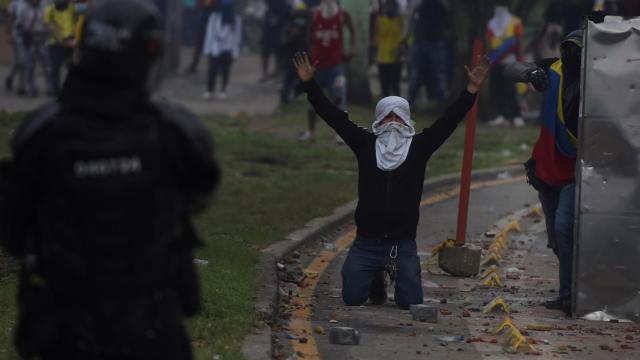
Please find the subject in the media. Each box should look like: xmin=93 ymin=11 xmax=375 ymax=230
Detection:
xmin=505 ymin=30 xmax=583 ymax=316
xmin=299 ymin=0 xmax=356 ymax=141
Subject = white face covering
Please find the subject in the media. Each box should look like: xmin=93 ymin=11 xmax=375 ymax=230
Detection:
xmin=320 ymin=0 xmax=339 ymax=18
xmin=489 ymin=6 xmax=512 ymax=38
xmin=372 ymin=96 xmax=416 ymax=171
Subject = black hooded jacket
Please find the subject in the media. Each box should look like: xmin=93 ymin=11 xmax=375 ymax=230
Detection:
xmin=303 ymin=79 xmax=475 ymax=240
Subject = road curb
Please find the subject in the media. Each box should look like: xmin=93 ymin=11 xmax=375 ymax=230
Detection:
xmin=241 ymin=165 xmax=524 ymax=359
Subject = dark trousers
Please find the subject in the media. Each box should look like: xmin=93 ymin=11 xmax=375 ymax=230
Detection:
xmin=280 ymin=64 xmax=299 ymax=104
xmin=48 ymin=44 xmax=72 ymax=94
xmin=489 ymin=63 xmax=521 ymax=120
xmin=341 ymin=236 xmax=423 ymax=309
xmin=207 ymin=52 xmax=233 ymax=92
xmin=377 ymin=62 xmax=402 ymax=97
xmin=187 ymin=6 xmax=216 ymax=71
xmin=408 ymin=39 xmax=447 ymax=107
xmin=538 ymin=183 xmax=575 ymax=301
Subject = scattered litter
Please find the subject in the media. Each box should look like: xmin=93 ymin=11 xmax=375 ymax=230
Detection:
xmin=314 ymin=326 xmax=325 ymax=335
xmin=299 ymin=338 xmax=308 ymax=344
xmin=433 ymin=335 xmax=465 ymax=343
xmin=440 ymin=298 xmax=447 ymax=304
xmin=581 ymin=311 xmax=632 ymax=322
xmin=276 ymin=262 xmax=286 ymax=271
xmin=423 ymin=280 xmax=440 ymax=288
xmin=329 ymin=327 xmax=360 ymax=345
xmin=466 ymin=337 xmax=484 ymax=343
xmin=484 ymin=297 xmax=510 ymax=314
xmin=440 ymin=308 xmax=452 ymax=315
xmin=410 ymin=304 xmax=438 ymax=323
xmin=287 ymin=334 xmax=297 ymax=340
xmin=497 ymin=171 xmax=511 ymax=179
xmin=600 ymin=344 xmax=612 ymax=351
xmin=323 ymin=242 xmax=337 ymax=251
xmin=329 ymin=319 xmax=338 ymax=324
xmin=621 ymin=344 xmax=635 ymax=350
xmin=193 ymin=259 xmax=209 ymax=265
xmin=526 ymin=324 xmax=553 ymax=331
xmin=462 ymin=310 xmax=471 ymax=318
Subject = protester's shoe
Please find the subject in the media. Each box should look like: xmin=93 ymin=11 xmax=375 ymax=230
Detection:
xmin=368 ymin=271 xmax=388 ymax=305
xmin=215 ymin=91 xmax=228 ymax=100
xmin=561 ymin=299 xmax=572 ymax=316
xmin=4 ymin=77 xmax=12 ymax=92
xmin=298 ymin=130 xmax=314 ymax=141
xmin=488 ymin=115 xmax=507 ymax=127
xmin=513 ymin=117 xmax=526 ymax=127
xmin=542 ymin=297 xmax=563 ymax=310
xmin=202 ymin=91 xmax=213 ymax=100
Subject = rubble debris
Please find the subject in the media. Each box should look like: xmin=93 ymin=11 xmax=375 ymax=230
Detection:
xmin=329 ymin=327 xmax=360 ymax=345
xmin=526 ymin=324 xmax=553 ymax=332
xmin=433 ymin=335 xmax=465 ymax=343
xmin=410 ymin=304 xmax=438 ymax=323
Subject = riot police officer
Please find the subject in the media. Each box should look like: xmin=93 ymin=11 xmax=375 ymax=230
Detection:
xmin=0 ymin=0 xmax=220 ymax=358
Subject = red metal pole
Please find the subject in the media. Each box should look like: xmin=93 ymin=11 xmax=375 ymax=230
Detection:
xmin=455 ymin=39 xmax=484 ymax=246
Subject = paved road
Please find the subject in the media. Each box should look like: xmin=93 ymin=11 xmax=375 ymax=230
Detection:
xmin=0 ymin=49 xmax=279 ymax=116
xmin=277 ymin=176 xmax=640 ymax=360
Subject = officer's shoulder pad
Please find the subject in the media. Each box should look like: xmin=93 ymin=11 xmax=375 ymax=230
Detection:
xmin=11 ymin=101 xmax=61 ymax=153
xmin=150 ymin=97 xmax=208 ymax=137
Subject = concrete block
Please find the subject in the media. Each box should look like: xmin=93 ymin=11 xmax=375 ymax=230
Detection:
xmin=410 ymin=304 xmax=438 ymax=323
xmin=438 ymin=244 xmax=481 ymax=277
xmin=329 ymin=327 xmax=360 ymax=345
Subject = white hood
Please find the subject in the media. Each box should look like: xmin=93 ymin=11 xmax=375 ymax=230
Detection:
xmin=372 ymin=96 xmax=416 ymax=171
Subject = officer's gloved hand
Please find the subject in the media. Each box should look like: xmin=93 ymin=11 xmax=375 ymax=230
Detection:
xmin=527 ymin=68 xmax=549 ymax=92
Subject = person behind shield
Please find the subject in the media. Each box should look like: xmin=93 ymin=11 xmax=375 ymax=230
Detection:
xmin=292 ymin=51 xmax=489 ymax=309
xmin=505 ymin=30 xmax=584 ymax=316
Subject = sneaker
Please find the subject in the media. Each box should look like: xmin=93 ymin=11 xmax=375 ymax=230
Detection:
xmin=202 ymin=91 xmax=212 ymax=100
xmin=513 ymin=117 xmax=525 ymax=127
xmin=542 ymin=297 xmax=563 ymax=310
xmin=298 ymin=130 xmax=314 ymax=141
xmin=488 ymin=115 xmax=507 ymax=127
xmin=215 ymin=91 xmax=228 ymax=100
xmin=561 ymin=299 xmax=572 ymax=316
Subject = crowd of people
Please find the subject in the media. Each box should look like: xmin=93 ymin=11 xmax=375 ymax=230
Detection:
xmin=4 ymin=0 xmax=87 ymax=97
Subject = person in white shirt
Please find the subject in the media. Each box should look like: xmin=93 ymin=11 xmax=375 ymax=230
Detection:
xmin=202 ymin=0 xmax=242 ymax=100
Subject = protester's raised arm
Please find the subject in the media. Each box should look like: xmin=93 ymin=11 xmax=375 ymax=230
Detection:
xmin=293 ymin=52 xmax=366 ymax=149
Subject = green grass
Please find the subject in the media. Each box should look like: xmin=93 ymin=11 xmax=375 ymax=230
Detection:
xmin=0 ymin=102 xmax=537 ymax=359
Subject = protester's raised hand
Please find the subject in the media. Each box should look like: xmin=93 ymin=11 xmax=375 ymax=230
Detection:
xmin=465 ymin=54 xmax=491 ymax=94
xmin=293 ymin=52 xmax=317 ymax=82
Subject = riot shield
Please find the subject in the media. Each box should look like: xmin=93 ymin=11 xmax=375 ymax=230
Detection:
xmin=574 ymin=17 xmax=640 ymax=321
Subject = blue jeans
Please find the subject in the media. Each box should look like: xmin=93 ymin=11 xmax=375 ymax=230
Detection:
xmin=408 ymin=40 xmax=447 ymax=107
xmin=341 ymin=236 xmax=423 ymax=309
xmin=538 ymin=183 xmax=575 ymax=301
xmin=314 ymin=64 xmax=347 ymax=110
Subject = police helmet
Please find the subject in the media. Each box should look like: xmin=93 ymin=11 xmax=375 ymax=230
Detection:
xmin=77 ymin=0 xmax=163 ymax=86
